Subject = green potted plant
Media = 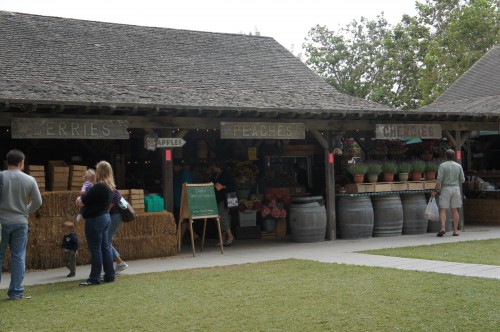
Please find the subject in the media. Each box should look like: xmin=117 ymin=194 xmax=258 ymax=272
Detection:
xmin=397 ymin=161 xmax=412 ymax=181
xmin=366 ymin=161 xmax=382 ymax=183
xmin=410 ymin=159 xmax=426 ymax=181
xmin=425 ymin=159 xmax=441 ymax=180
xmin=347 ymin=163 xmax=368 ymax=184
xmin=381 ymin=161 xmax=398 ymax=182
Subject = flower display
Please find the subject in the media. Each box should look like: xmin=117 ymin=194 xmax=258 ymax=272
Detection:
xmin=238 ymin=196 xmax=262 ymax=212
xmin=261 ymin=188 xmax=291 ymax=220
xmin=229 ymin=160 xmax=259 ymax=187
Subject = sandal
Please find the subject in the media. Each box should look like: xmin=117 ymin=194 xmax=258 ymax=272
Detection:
xmin=224 ymin=239 xmax=234 ymax=247
xmin=453 ymin=233 xmax=459 ymax=236
xmin=437 ymin=231 xmax=445 ymax=237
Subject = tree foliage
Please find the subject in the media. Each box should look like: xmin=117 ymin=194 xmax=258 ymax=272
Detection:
xmin=303 ymin=0 xmax=500 ymax=109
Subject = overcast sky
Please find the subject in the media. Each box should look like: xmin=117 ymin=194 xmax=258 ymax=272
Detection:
xmin=0 ymin=0 xmax=417 ymax=53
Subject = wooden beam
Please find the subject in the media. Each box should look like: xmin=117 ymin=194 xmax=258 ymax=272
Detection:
xmin=310 ymin=130 xmax=328 ymax=150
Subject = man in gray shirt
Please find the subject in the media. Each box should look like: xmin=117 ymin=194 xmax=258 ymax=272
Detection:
xmin=0 ymin=149 xmax=42 ymax=300
xmin=432 ymin=149 xmax=465 ymax=237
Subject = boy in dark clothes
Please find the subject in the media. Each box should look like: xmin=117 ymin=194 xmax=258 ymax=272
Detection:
xmin=61 ymin=221 xmax=79 ymax=277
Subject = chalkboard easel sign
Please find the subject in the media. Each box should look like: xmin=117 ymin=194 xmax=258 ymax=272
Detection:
xmin=177 ymin=183 xmax=223 ymax=256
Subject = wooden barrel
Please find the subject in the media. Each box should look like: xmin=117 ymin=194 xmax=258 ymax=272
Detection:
xmin=371 ymin=195 xmax=403 ymax=237
xmin=337 ymin=196 xmax=374 ymax=239
xmin=427 ymin=197 xmax=453 ymax=232
xmin=401 ymin=194 xmax=428 ymax=234
xmin=289 ymin=196 xmax=327 ymax=243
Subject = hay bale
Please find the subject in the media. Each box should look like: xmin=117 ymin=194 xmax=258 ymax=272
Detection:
xmin=37 ymin=191 xmax=80 ymax=218
xmin=2 ymin=196 xmax=177 ymax=271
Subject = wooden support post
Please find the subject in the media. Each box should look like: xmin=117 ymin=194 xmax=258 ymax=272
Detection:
xmin=311 ymin=130 xmax=336 ymax=240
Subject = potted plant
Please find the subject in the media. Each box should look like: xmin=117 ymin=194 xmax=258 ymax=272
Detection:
xmin=397 ymin=161 xmax=412 ymax=181
xmin=425 ymin=159 xmax=441 ymax=180
xmin=410 ymin=159 xmax=426 ymax=181
xmin=381 ymin=161 xmax=398 ymax=182
xmin=347 ymin=163 xmax=368 ymax=184
xmin=366 ymin=161 xmax=382 ymax=183
xmin=260 ymin=188 xmax=290 ymax=232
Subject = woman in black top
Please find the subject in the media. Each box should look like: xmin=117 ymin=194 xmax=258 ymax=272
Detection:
xmin=76 ymin=161 xmax=115 ymax=286
xmin=211 ymin=161 xmax=236 ymax=246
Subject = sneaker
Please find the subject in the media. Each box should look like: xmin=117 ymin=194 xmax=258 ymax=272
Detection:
xmin=115 ymin=262 xmax=129 ymax=274
xmin=9 ymin=294 xmax=32 ymax=300
xmin=67 ymin=272 xmax=75 ymax=278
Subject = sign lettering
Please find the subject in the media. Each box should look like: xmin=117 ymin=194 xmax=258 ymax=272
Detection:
xmin=375 ymin=124 xmax=442 ymax=139
xmin=11 ymin=118 xmax=129 ymax=139
xmin=156 ymin=138 xmax=186 ymax=148
xmin=220 ymin=122 xmax=305 ymax=139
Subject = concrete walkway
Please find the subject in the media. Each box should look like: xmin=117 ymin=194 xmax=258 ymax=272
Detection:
xmin=1 ymin=225 xmax=499 ymax=289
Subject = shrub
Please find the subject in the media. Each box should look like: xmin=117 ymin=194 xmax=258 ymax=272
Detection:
xmin=347 ymin=163 xmax=368 ymax=176
xmin=381 ymin=161 xmax=398 ymax=173
xmin=366 ymin=162 xmax=382 ymax=175
xmin=397 ymin=161 xmax=412 ymax=173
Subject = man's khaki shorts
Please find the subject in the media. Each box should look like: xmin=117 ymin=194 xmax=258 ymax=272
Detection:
xmin=439 ymin=186 xmax=462 ymax=209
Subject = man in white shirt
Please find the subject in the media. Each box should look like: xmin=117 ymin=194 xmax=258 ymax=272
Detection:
xmin=431 ymin=149 xmax=465 ymax=237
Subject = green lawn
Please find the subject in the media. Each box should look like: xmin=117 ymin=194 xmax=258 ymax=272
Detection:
xmin=1 ymin=259 xmax=498 ymax=331
xmin=359 ymin=239 xmax=500 ymax=266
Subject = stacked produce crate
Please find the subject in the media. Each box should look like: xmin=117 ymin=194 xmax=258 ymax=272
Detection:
xmin=130 ymin=189 xmax=145 ymax=213
xmin=69 ymin=165 xmax=87 ymax=191
xmin=47 ymin=160 xmax=69 ymax=191
xmin=26 ymin=165 xmax=46 ymax=192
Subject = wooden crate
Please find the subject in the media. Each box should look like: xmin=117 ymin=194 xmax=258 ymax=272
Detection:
xmin=69 ymin=165 xmax=88 ymax=190
xmin=26 ymin=165 xmax=46 ymax=192
xmin=374 ymin=183 xmax=392 ymax=192
xmin=130 ymin=188 xmax=145 ymax=213
xmin=346 ymin=183 xmax=375 ymax=194
xmin=423 ymin=181 xmax=437 ymax=189
xmin=48 ymin=160 xmax=69 ymax=191
xmin=118 ymin=189 xmax=130 ymax=202
xmin=407 ymin=181 xmax=425 ymax=190
xmin=391 ymin=182 xmax=408 ymax=191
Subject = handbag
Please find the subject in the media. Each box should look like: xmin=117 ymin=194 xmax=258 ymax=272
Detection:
xmin=424 ymin=197 xmax=440 ymax=221
xmin=226 ymin=191 xmax=239 ymax=209
xmin=118 ymin=197 xmax=136 ymax=222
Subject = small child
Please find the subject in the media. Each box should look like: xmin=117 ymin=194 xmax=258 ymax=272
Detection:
xmin=61 ymin=221 xmax=79 ymax=278
xmin=76 ymin=169 xmax=96 ymax=222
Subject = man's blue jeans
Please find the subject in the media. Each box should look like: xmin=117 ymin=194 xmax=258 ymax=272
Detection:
xmin=84 ymin=214 xmax=115 ymax=284
xmin=108 ymin=213 xmax=123 ymax=261
xmin=0 ymin=224 xmax=28 ymax=299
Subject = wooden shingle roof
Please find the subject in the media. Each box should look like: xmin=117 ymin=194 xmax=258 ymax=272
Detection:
xmin=418 ymin=45 xmax=500 ymax=117
xmin=0 ymin=11 xmax=394 ymax=118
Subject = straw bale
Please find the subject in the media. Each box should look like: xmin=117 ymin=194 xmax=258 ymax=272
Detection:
xmin=113 ymin=235 xmax=177 ymax=261
xmin=117 ymin=212 xmax=176 ymax=237
xmin=7 ymin=210 xmax=177 ymax=270
xmin=37 ymin=191 xmax=80 ymax=218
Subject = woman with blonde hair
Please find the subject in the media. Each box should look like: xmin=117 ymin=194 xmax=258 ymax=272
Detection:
xmin=76 ymin=161 xmax=115 ymax=286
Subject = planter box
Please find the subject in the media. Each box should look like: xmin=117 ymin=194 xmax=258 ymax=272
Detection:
xmin=239 ymin=210 xmax=257 ymax=227
xmin=391 ymin=182 xmax=408 ymax=191
xmin=407 ymin=182 xmax=424 ymax=190
xmin=374 ymin=183 xmax=392 ymax=192
xmin=423 ymin=181 xmax=437 ymax=190
xmin=346 ymin=183 xmax=375 ymax=194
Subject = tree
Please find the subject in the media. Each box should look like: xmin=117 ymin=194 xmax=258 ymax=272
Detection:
xmin=303 ymin=0 xmax=500 ymax=109
xmin=418 ymin=0 xmax=500 ymax=104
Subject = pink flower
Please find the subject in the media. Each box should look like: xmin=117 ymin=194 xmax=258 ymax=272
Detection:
xmin=261 ymin=206 xmax=270 ymax=217
xmin=280 ymin=210 xmax=287 ymax=218
xmin=271 ymin=207 xmax=281 ymax=219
